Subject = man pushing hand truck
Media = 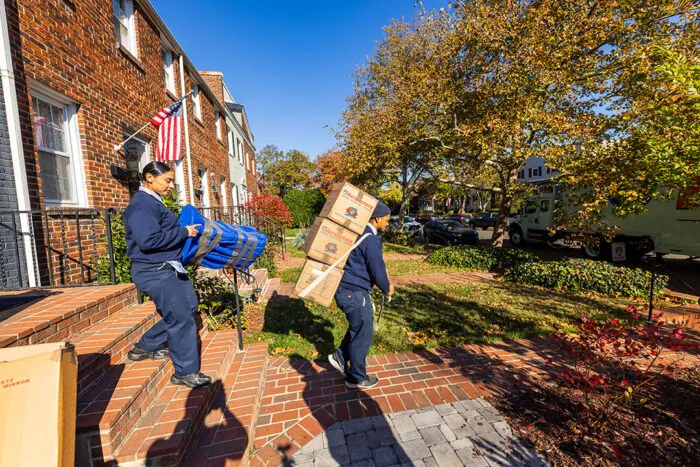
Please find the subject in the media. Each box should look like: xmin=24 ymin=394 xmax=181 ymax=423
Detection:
xmin=328 ymin=202 xmax=394 ymax=389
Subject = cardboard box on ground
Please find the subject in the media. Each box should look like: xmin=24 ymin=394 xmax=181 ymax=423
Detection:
xmin=0 ymin=342 xmax=77 ymax=467
xmin=296 ymin=182 xmax=379 ymax=307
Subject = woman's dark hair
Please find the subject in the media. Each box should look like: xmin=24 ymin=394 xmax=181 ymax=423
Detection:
xmin=141 ymin=161 xmax=173 ymax=181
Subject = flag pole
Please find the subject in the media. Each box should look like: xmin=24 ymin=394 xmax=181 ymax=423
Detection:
xmin=113 ymin=90 xmax=194 ymax=152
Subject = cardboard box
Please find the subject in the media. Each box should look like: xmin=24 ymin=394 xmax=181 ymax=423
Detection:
xmin=320 ymin=182 xmax=379 ymax=235
xmin=303 ymin=217 xmax=358 ymax=268
xmin=294 ymin=259 xmax=344 ymax=307
xmin=0 ymin=342 xmax=77 ymax=467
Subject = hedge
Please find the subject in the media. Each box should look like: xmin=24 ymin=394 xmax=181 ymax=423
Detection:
xmin=505 ymin=258 xmax=668 ymax=298
xmin=426 ymin=246 xmax=539 ymax=272
xmin=283 ymin=189 xmax=326 ymax=228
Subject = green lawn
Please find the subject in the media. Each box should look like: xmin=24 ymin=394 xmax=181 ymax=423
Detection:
xmin=244 ymin=280 xmax=634 ymax=360
xmin=278 ymin=259 xmax=460 ymax=284
xmin=383 ymin=242 xmax=441 ymax=255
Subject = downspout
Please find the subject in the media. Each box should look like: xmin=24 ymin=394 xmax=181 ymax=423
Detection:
xmin=179 ymin=54 xmax=194 ymax=204
xmin=0 ymin=1 xmax=37 ymax=287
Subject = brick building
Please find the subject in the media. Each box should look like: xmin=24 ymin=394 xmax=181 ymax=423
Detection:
xmin=0 ymin=0 xmax=259 ymax=287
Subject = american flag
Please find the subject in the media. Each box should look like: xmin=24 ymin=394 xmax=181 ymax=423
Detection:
xmin=151 ymin=99 xmax=184 ymax=162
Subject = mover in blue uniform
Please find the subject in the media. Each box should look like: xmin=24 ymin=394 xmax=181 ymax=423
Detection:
xmin=123 ymin=161 xmax=212 ymax=389
xmin=328 ymin=201 xmax=394 ymax=389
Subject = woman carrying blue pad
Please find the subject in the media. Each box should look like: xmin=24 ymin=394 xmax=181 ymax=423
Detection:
xmin=122 ymin=161 xmax=212 ymax=389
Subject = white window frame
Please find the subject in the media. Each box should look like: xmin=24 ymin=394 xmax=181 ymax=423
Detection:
xmin=192 ymin=84 xmax=201 ymax=120
xmin=216 ymin=112 xmax=222 ymax=140
xmin=31 ymin=85 xmax=88 ymax=207
xmin=199 ymin=168 xmax=210 ymax=207
xmin=220 ymin=177 xmax=227 ymax=207
xmin=227 ymin=130 xmax=234 ymax=156
xmin=123 ymin=133 xmax=150 ymax=173
xmin=232 ymin=185 xmax=238 ymax=207
xmin=237 ymin=139 xmax=243 ymax=164
xmin=113 ymin=0 xmax=138 ymax=57
xmin=162 ymin=49 xmax=175 ymax=94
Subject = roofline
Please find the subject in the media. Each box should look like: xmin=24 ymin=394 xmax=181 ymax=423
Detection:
xmin=136 ymin=1 xmax=230 ymax=120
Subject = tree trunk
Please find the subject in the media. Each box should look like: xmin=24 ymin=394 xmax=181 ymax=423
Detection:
xmin=460 ymin=195 xmax=467 ymax=214
xmin=490 ymin=168 xmax=518 ymax=247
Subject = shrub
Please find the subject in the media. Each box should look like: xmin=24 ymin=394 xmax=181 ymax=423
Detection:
xmin=426 ymin=245 xmax=538 ymax=272
xmin=283 ymin=189 xmax=326 ymax=228
xmin=381 ymin=227 xmax=411 ymax=246
xmin=292 ymin=229 xmax=309 ymax=249
xmin=506 ymin=258 xmax=668 ymax=298
xmin=97 ymin=210 xmax=132 ymax=284
xmin=244 ymin=193 xmax=293 ymax=227
xmin=193 ymin=274 xmax=248 ymax=331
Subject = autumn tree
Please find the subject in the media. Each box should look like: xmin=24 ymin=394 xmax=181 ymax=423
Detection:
xmin=256 ymin=145 xmax=316 ymax=197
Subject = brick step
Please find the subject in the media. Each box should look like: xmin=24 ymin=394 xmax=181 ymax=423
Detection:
xmin=187 ymin=342 xmax=269 ymax=466
xmin=73 ymin=302 xmax=159 ymax=393
xmin=0 ymin=284 xmax=138 ymax=348
xmin=110 ymin=330 xmax=239 ymax=466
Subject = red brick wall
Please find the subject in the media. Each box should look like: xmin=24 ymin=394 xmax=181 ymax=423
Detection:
xmin=6 ymin=0 xmax=229 ymax=210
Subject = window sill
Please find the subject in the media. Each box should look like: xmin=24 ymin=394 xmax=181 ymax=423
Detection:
xmin=218 ymin=139 xmax=226 ymax=148
xmin=117 ymin=44 xmax=145 ymax=74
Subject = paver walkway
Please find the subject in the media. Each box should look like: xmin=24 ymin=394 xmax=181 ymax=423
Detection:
xmin=290 ymin=400 xmax=548 ymax=467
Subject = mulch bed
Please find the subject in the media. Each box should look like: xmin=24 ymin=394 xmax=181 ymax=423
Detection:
xmin=490 ymin=365 xmax=700 ymax=466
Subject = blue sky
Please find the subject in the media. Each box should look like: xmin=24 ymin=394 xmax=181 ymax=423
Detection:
xmin=150 ymin=0 xmax=445 ymax=160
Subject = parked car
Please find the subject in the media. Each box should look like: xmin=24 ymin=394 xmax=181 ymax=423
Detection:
xmin=401 ymin=221 xmax=422 ymax=236
xmin=389 ymin=215 xmax=416 ymax=228
xmin=470 ymin=212 xmax=499 ymax=230
xmin=423 ymin=220 xmax=479 ymax=246
xmin=443 ymin=213 xmax=472 ymax=223
xmin=416 ymin=215 xmax=440 ymax=225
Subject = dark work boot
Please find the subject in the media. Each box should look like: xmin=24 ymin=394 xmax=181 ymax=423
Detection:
xmin=127 ymin=346 xmax=170 ymax=361
xmin=170 ymin=372 xmax=213 ymax=388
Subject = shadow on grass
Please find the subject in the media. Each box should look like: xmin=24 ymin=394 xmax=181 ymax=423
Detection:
xmin=261 ymin=297 xmax=340 ymax=359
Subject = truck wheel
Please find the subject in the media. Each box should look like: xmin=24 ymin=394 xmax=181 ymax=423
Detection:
xmin=582 ymin=238 xmax=611 ymax=261
xmin=509 ymin=226 xmax=525 ymax=247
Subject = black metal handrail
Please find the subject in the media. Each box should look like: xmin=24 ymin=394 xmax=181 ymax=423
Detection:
xmin=0 ymin=204 xmax=286 ymax=291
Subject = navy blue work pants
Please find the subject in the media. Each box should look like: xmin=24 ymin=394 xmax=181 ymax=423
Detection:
xmin=131 ymin=262 xmax=200 ymax=376
xmin=334 ymin=287 xmax=374 ymax=384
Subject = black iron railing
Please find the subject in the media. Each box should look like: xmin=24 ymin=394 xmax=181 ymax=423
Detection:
xmin=0 ymin=204 xmax=286 ymax=291
xmin=0 ymin=208 xmax=116 ymax=290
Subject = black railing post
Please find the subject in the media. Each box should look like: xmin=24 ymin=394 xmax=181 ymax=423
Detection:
xmin=233 ymin=269 xmax=244 ymax=351
xmin=105 ymin=209 xmax=116 ymax=285
xmin=648 ymin=256 xmax=657 ymax=324
xmin=76 ymin=212 xmax=85 ymax=283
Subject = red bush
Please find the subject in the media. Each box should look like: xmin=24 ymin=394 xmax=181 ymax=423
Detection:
xmin=244 ymin=193 xmax=293 ymax=227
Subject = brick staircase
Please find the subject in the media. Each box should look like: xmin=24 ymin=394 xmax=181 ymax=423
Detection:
xmin=0 ymin=285 xmax=266 ymax=466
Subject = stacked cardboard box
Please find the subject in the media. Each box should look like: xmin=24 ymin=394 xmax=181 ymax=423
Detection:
xmin=294 ymin=182 xmax=378 ymax=306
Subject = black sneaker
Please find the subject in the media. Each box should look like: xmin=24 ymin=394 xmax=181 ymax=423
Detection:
xmin=127 ymin=346 xmax=170 ymax=361
xmin=328 ymin=353 xmax=345 ymax=376
xmin=170 ymin=372 xmax=212 ymax=388
xmin=345 ymin=375 xmax=379 ymax=389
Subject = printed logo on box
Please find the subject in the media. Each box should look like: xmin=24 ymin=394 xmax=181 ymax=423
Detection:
xmin=324 ymin=243 xmax=338 ymax=254
xmin=345 ymin=207 xmax=358 ymax=219
xmin=342 ymin=189 xmax=375 ymax=210
xmin=320 ymin=225 xmax=356 ymax=244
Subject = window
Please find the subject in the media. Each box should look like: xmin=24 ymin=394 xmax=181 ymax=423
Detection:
xmin=540 ymin=200 xmax=550 ymax=212
xmin=192 ymin=84 xmax=201 ymax=120
xmin=216 ymin=112 xmax=222 ymax=140
xmin=546 ymin=167 xmax=551 ymax=174
xmin=227 ymin=130 xmax=234 ymax=156
xmin=528 ymin=168 xmax=532 ymax=178
xmin=237 ymin=139 xmax=243 ymax=163
xmin=198 ymin=168 xmax=210 ymax=207
xmin=113 ymin=0 xmax=137 ymax=57
xmin=537 ymin=167 xmax=543 ymax=177
xmin=232 ymin=185 xmax=238 ymax=206
xmin=526 ymin=201 xmax=537 ymax=215
xmin=123 ymin=134 xmax=150 ymax=173
xmin=220 ymin=178 xmax=227 ymax=207
xmin=162 ymin=49 xmax=175 ymax=94
xmin=32 ymin=94 xmax=85 ymax=206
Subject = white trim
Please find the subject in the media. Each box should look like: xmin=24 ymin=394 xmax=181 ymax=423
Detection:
xmin=192 ymin=84 xmax=201 ymax=120
xmin=30 ymin=86 xmax=88 ymax=208
xmin=179 ymin=55 xmax=194 ymax=203
xmin=0 ymin=1 xmax=37 ymax=286
xmin=114 ymin=0 xmax=138 ymax=57
xmin=162 ymin=49 xmax=175 ymax=94
xmin=215 ymin=111 xmax=221 ymax=140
